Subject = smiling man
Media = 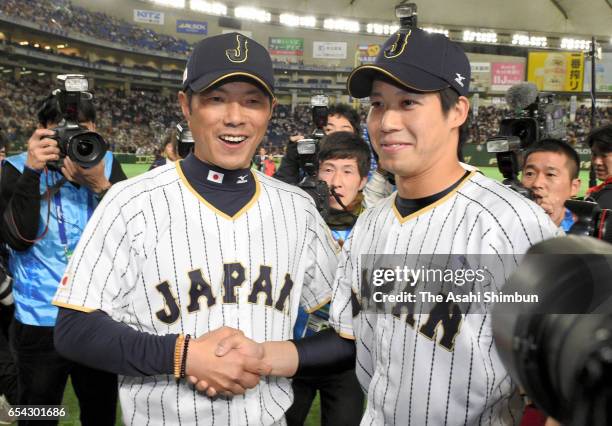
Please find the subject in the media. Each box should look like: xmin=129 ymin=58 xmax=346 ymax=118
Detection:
xmin=51 ymin=33 xmax=339 ymax=425
xmin=195 ymin=28 xmax=562 ymax=425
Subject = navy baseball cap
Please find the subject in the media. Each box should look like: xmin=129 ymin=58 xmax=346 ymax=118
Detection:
xmin=348 ymin=28 xmax=471 ymax=98
xmin=182 ymin=32 xmax=275 ymax=98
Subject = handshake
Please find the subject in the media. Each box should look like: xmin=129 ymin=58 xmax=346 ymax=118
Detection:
xmin=183 ymin=326 xmax=295 ymax=398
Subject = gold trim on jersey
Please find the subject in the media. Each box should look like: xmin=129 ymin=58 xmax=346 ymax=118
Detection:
xmin=392 ymin=170 xmax=477 ymax=224
xmin=338 ymin=331 xmax=356 ymax=340
xmin=175 ymin=161 xmax=261 ymax=221
xmin=52 ymin=301 xmax=96 ymax=313
xmin=304 ymin=296 xmax=331 ymax=314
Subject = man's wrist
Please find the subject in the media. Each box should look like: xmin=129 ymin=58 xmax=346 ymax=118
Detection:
xmin=93 ymin=181 xmax=112 ymax=195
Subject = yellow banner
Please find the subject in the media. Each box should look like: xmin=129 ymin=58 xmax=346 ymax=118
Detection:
xmin=527 ymin=51 xmax=584 ymax=92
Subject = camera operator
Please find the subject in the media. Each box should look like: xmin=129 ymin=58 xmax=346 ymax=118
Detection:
xmin=274 ymin=104 xmax=360 ymax=185
xmin=585 ymin=124 xmax=612 ymax=209
xmin=0 ymin=92 xmax=125 ymax=424
xmin=520 ymin=139 xmax=581 ymax=231
xmin=286 ymin=131 xmax=370 ymax=426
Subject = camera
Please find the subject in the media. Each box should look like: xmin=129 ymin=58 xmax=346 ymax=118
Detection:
xmin=176 ymin=121 xmax=194 ymax=158
xmin=47 ymin=74 xmax=108 ymax=170
xmin=492 ymin=236 xmax=612 ymax=426
xmin=395 ymin=1 xmax=417 ymax=31
xmin=297 ymin=95 xmax=331 ymax=219
xmin=487 ymin=83 xmax=612 ymax=242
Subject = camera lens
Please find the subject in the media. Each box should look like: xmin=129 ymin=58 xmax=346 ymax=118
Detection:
xmin=76 ymin=140 xmax=95 ymax=157
xmin=68 ymin=131 xmax=107 ymax=167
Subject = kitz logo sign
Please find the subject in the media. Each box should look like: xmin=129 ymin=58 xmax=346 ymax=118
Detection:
xmin=133 ymin=9 xmax=164 ymax=25
xmin=176 ymin=20 xmax=208 ymax=35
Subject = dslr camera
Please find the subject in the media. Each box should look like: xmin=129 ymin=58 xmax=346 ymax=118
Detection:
xmin=487 ymin=83 xmax=611 ymax=242
xmin=297 ymin=95 xmax=331 ymax=219
xmin=47 ymin=74 xmax=108 ymax=170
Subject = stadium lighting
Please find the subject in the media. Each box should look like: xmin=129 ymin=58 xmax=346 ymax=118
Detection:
xmin=463 ymin=30 xmax=497 ymax=43
xmin=423 ymin=27 xmax=449 ymax=37
xmin=323 ymin=18 xmax=360 ymax=33
xmin=2 ymin=69 xmax=11 ymax=73
xmin=279 ymin=14 xmax=316 ymax=28
xmin=511 ymin=34 xmax=547 ymax=47
xmin=149 ymin=0 xmax=185 ymax=8
xmin=366 ymin=23 xmax=400 ymax=36
xmin=560 ymin=37 xmax=591 ymax=50
xmin=18 ymin=41 xmax=28 ymax=46
xmin=190 ymin=0 xmax=227 ymax=16
xmin=235 ymin=6 xmax=271 ymax=23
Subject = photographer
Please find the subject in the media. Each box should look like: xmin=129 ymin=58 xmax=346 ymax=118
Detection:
xmin=0 ymin=92 xmax=125 ymax=424
xmin=521 ymin=139 xmax=581 ymax=231
xmin=586 ymin=124 xmax=612 ymax=209
xmin=274 ymin=104 xmax=361 ymax=185
xmin=287 ymin=131 xmax=369 ymax=426
xmin=149 ymin=130 xmax=179 ymax=170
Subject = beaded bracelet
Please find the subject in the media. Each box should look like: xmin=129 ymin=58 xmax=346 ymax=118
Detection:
xmin=180 ymin=334 xmax=191 ymax=380
xmin=174 ymin=334 xmax=185 ymax=381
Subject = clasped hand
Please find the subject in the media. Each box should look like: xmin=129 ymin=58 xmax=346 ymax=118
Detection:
xmin=184 ymin=326 xmax=270 ymax=398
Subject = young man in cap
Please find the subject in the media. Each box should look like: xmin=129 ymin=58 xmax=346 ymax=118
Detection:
xmin=51 ymin=32 xmax=338 ymax=425
xmin=198 ymin=28 xmax=562 ymax=424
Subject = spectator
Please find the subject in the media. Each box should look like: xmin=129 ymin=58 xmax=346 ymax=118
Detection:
xmin=586 ymin=124 xmax=612 ymax=209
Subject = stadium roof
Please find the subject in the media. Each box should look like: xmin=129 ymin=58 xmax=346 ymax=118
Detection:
xmin=248 ymin=0 xmax=612 ymax=38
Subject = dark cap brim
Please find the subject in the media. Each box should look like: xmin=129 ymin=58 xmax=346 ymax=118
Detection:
xmin=187 ymin=70 xmax=275 ymax=99
xmin=347 ymin=64 xmax=450 ymax=98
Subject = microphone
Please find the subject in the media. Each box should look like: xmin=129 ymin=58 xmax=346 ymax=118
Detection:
xmin=505 ymin=82 xmax=538 ymax=111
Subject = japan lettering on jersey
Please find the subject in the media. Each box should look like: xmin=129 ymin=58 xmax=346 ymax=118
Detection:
xmin=54 ymin=163 xmax=339 ymax=426
xmin=330 ymin=171 xmax=562 ymax=425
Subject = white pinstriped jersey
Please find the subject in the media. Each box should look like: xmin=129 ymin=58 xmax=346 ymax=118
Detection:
xmin=330 ymin=171 xmax=562 ymax=426
xmin=53 ymin=162 xmax=339 ymax=426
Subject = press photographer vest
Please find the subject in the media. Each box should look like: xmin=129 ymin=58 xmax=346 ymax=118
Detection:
xmin=6 ymin=151 xmax=113 ymax=326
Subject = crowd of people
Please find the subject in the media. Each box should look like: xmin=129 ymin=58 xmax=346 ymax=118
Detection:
xmin=0 ymin=0 xmax=191 ymax=54
xmin=1 ymin=73 xmax=610 ymax=156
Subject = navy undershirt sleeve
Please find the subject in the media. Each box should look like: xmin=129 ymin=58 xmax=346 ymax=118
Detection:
xmin=54 ymin=308 xmax=177 ymax=377
xmin=292 ymin=328 xmax=356 ymax=377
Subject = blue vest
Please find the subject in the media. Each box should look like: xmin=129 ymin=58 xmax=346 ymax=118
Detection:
xmin=6 ymin=152 xmax=113 ymax=326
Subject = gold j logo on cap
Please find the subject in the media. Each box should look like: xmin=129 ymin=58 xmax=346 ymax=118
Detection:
xmin=226 ymin=34 xmax=249 ymax=63
xmin=384 ymin=30 xmax=411 ymax=59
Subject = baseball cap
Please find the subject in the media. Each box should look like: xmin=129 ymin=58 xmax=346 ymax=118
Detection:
xmin=348 ymin=28 xmax=471 ymax=98
xmin=182 ymin=32 xmax=275 ymax=98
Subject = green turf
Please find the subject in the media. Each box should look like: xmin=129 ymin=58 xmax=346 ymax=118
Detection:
xmin=60 ymin=162 xmax=589 ymax=425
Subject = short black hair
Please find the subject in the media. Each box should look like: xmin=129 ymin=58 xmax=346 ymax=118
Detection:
xmin=37 ymin=94 xmax=96 ymax=127
xmin=587 ymin=124 xmax=612 ymax=155
xmin=318 ymin=131 xmax=371 ymax=178
xmin=327 ymin=104 xmax=361 ymax=134
xmin=523 ymin=138 xmax=580 ymax=179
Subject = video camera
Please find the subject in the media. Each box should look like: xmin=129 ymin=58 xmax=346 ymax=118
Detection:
xmin=492 ymin=236 xmax=612 ymax=426
xmin=47 ymin=74 xmax=108 ymax=170
xmin=487 ymin=83 xmax=612 ymax=242
xmin=297 ymin=95 xmax=331 ymax=219
xmin=176 ymin=121 xmax=195 ymax=159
